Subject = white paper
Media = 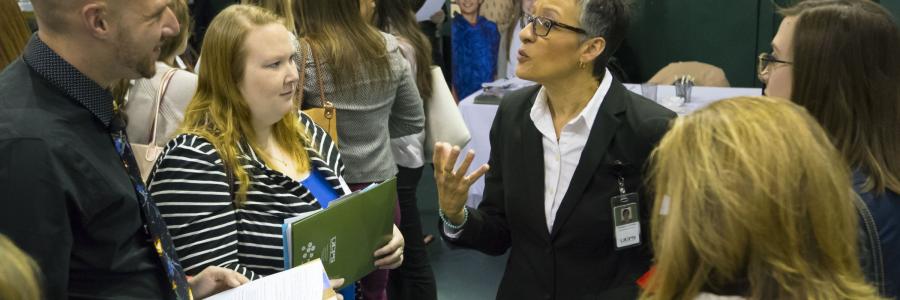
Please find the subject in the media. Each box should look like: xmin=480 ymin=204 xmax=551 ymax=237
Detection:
xmin=206 ymin=259 xmax=328 ymax=300
xmin=416 ymin=0 xmax=445 ymax=22
xmin=614 ymin=223 xmax=641 ymax=248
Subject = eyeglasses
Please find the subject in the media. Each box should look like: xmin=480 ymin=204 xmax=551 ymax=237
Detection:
xmin=757 ymin=52 xmax=793 ymax=83
xmin=524 ymin=14 xmax=587 ymax=37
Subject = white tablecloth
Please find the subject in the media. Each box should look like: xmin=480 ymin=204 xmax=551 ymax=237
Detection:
xmin=457 ymin=84 xmax=762 ymax=207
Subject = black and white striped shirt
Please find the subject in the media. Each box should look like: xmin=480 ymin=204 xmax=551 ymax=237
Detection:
xmin=147 ymin=113 xmax=346 ymax=279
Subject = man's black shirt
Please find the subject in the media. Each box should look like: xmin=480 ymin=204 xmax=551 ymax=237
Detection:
xmin=0 ymin=35 xmax=170 ymax=299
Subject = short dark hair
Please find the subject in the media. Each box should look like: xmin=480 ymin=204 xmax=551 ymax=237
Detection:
xmin=578 ymin=0 xmax=630 ymax=79
xmin=780 ymin=0 xmax=900 ymax=195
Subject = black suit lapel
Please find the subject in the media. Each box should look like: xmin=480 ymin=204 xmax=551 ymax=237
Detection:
xmin=519 ymin=89 xmax=552 ymax=240
xmin=549 ymin=81 xmax=628 ymax=238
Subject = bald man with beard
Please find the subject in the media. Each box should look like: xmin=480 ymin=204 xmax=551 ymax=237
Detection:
xmin=0 ymin=1 xmax=249 ymax=299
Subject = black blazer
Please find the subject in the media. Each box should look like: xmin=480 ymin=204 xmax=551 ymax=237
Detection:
xmin=442 ymin=81 xmax=676 ymax=299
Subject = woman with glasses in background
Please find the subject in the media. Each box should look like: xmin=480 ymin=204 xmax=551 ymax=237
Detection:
xmin=759 ymin=0 xmax=900 ymax=297
xmin=432 ymin=0 xmax=674 ymax=298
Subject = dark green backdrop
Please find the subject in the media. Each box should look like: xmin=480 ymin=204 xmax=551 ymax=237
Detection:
xmin=617 ymin=0 xmax=900 ymax=87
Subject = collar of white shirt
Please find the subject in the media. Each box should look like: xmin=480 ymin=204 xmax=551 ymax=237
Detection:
xmin=529 ymin=68 xmax=613 ymax=136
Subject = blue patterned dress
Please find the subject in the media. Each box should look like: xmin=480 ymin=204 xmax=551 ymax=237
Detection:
xmin=452 ymin=14 xmax=500 ymax=100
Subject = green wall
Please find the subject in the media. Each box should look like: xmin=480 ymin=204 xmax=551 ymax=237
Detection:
xmin=882 ymin=1 xmax=900 ymax=19
xmin=618 ymin=0 xmax=897 ymax=87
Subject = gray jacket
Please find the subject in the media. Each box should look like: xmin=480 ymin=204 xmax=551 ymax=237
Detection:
xmin=300 ymin=32 xmax=425 ymax=183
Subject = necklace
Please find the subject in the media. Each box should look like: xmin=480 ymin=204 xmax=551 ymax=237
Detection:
xmin=271 ymin=155 xmax=291 ymax=168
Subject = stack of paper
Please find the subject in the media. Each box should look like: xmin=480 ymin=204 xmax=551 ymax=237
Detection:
xmin=206 ymin=259 xmax=333 ymax=300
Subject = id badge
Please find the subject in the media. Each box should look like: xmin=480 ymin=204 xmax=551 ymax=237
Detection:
xmin=611 ymin=192 xmax=641 ymax=250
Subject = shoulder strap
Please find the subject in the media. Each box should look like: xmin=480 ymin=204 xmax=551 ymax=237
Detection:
xmin=297 ymin=38 xmax=307 ymax=106
xmin=148 ymin=68 xmax=179 ymax=143
xmin=298 ymin=38 xmax=333 ymax=114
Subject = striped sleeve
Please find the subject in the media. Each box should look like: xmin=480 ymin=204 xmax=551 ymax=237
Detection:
xmin=148 ymin=134 xmax=262 ymax=280
xmin=300 ymin=112 xmax=345 ymax=176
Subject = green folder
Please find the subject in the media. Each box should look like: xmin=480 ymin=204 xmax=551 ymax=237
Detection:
xmin=282 ymin=178 xmax=396 ymax=288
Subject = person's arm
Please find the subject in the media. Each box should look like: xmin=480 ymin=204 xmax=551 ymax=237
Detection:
xmin=388 ymin=48 xmax=426 ymax=138
xmin=395 ymin=37 xmax=418 ymax=81
xmin=434 ymin=104 xmax=512 ymax=255
xmin=0 ymin=138 xmax=72 ymax=299
xmin=148 ymin=135 xmax=262 ymax=280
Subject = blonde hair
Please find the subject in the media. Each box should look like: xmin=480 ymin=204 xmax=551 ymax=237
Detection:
xmin=240 ymin=0 xmax=296 ymax=35
xmin=0 ymin=0 xmax=31 ymax=70
xmin=180 ymin=4 xmax=310 ymax=204
xmin=0 ymin=234 xmax=42 ymax=300
xmin=643 ymin=96 xmax=880 ymax=300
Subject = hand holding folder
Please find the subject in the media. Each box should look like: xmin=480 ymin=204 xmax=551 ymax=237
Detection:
xmin=282 ymin=178 xmax=401 ymax=289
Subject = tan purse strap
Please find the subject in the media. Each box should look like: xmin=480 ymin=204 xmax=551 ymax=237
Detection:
xmin=299 ymin=38 xmax=334 ymax=119
xmin=297 ymin=37 xmax=306 ymax=105
xmin=148 ymin=68 xmax=178 ymax=144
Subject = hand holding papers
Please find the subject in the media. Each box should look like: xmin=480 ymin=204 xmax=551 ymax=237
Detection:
xmin=206 ymin=259 xmax=335 ymax=300
xmin=188 ymin=266 xmax=250 ymax=299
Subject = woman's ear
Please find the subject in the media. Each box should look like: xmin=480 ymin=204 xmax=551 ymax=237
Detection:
xmin=580 ymin=36 xmax=606 ymax=65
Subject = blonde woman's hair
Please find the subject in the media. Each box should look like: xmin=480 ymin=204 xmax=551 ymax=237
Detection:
xmin=0 ymin=0 xmax=31 ymax=70
xmin=643 ymin=96 xmax=881 ymax=300
xmin=0 ymin=234 xmax=42 ymax=300
xmin=180 ymin=4 xmax=310 ymax=204
xmin=240 ymin=0 xmax=296 ymax=35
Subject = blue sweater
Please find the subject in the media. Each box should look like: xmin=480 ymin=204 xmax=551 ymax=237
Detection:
xmin=451 ymin=15 xmax=500 ymax=100
xmin=855 ymin=171 xmax=900 ymax=298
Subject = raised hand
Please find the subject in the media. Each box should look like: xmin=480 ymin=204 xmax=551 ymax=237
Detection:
xmin=432 ymin=142 xmax=489 ymax=225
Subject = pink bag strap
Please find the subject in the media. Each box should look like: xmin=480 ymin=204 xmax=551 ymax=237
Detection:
xmin=148 ymin=68 xmax=178 ymax=144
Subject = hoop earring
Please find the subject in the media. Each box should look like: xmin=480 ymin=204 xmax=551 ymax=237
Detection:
xmin=579 ymin=62 xmax=586 ymax=69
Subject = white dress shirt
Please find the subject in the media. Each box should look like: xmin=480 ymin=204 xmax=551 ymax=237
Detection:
xmin=530 ymin=68 xmax=612 ymax=231
xmin=444 ymin=68 xmax=613 ymax=235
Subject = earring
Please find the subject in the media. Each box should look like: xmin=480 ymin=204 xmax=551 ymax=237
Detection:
xmin=578 ymin=62 xmax=586 ymax=69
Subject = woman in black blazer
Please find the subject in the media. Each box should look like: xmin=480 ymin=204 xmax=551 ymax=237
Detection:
xmin=432 ymin=0 xmax=675 ymax=298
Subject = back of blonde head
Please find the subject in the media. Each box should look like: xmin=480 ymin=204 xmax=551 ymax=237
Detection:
xmin=240 ymin=0 xmax=296 ymax=34
xmin=0 ymin=234 xmax=41 ymax=300
xmin=644 ymin=97 xmax=879 ymax=300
